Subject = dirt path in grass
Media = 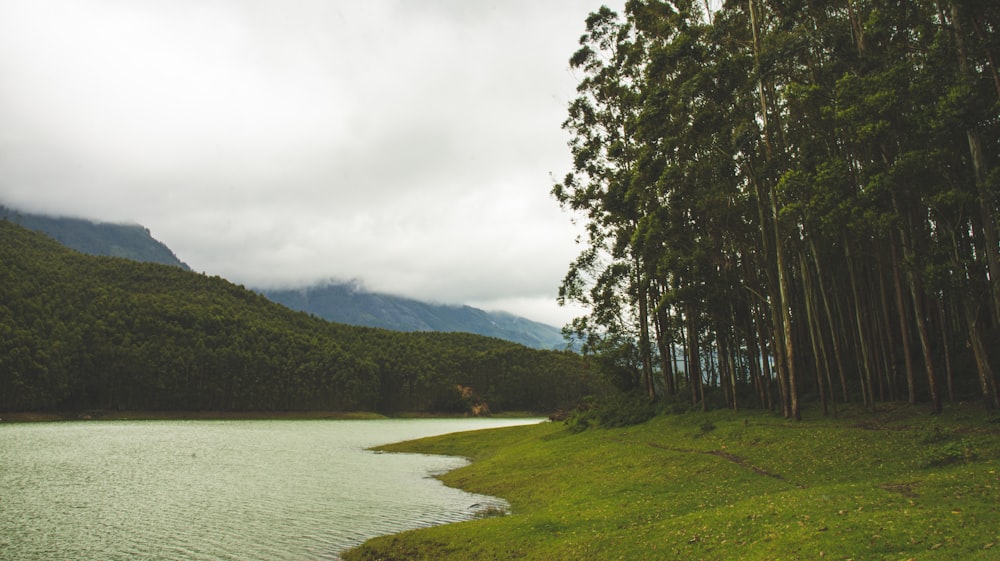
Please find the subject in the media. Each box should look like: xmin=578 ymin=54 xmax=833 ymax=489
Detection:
xmin=646 ymin=442 xmax=802 ymax=486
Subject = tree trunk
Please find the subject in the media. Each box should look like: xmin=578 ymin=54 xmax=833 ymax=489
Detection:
xmin=950 ymin=228 xmax=1000 ymax=410
xmin=966 ymin=302 xmax=1000 ymax=411
xmin=937 ymin=298 xmax=955 ymax=402
xmin=686 ymin=306 xmax=703 ymax=408
xmin=894 ymin=198 xmax=942 ymax=414
xmin=890 ymin=234 xmax=917 ymax=404
xmin=800 ymin=249 xmax=831 ymax=416
xmin=636 ymin=265 xmax=656 ymax=400
xmin=652 ymin=286 xmax=677 ymax=396
xmin=748 ymin=170 xmax=788 ymax=416
xmin=876 ymin=248 xmax=898 ymax=402
xmin=745 ymin=299 xmax=766 ymax=409
xmin=749 ymin=0 xmax=798 ymax=419
xmin=754 ymin=298 xmax=775 ymax=411
xmin=773 ymin=204 xmax=799 ymax=420
xmin=808 ymin=237 xmax=850 ymax=402
xmin=844 ymin=236 xmax=875 ymax=410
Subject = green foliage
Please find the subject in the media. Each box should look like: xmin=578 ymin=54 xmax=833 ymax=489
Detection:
xmin=921 ymin=440 xmax=979 ymax=468
xmin=554 ymin=0 xmax=1000 ymax=417
xmin=698 ymin=419 xmax=716 ymax=434
xmin=564 ymin=393 xmax=660 ymax=432
xmin=0 ymin=221 xmax=602 ymax=414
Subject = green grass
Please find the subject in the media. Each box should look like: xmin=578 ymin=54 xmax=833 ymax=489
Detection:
xmin=341 ymin=403 xmax=1000 ymax=561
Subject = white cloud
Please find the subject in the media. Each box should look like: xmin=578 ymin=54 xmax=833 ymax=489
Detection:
xmin=0 ymin=0 xmax=623 ymax=327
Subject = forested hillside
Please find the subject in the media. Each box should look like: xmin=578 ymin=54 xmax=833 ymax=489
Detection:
xmin=0 ymin=205 xmax=190 ymax=270
xmin=0 ymin=220 xmax=600 ymax=414
xmin=261 ymin=282 xmax=569 ymax=350
xmin=1 ymin=204 xmax=569 ymax=350
xmin=556 ymin=1 xmax=1000 ymax=417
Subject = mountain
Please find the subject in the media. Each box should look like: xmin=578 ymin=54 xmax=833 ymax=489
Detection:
xmin=0 ymin=219 xmax=599 ymax=414
xmin=1 ymin=204 xmax=570 ymax=350
xmin=260 ymin=282 xmax=571 ymax=350
xmin=0 ymin=205 xmax=189 ymax=270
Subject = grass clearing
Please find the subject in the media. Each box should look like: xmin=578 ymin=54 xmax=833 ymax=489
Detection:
xmin=342 ymin=403 xmax=1000 ymax=561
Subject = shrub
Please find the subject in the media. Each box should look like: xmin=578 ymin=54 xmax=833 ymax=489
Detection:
xmin=921 ymin=439 xmax=979 ymax=468
xmin=564 ymin=393 xmax=658 ymax=432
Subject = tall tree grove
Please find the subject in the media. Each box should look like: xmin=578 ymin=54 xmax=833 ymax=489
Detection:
xmin=556 ymin=0 xmax=1000 ymax=417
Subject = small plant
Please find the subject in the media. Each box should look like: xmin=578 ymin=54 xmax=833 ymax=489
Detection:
xmin=920 ymin=425 xmax=955 ymax=445
xmin=473 ymin=505 xmax=508 ymax=519
xmin=921 ymin=439 xmax=978 ymax=468
xmin=563 ymin=393 xmax=658 ymax=431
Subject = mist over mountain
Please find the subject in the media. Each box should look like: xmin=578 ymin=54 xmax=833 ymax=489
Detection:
xmin=260 ymin=282 xmax=570 ymax=350
xmin=3 ymin=204 xmax=569 ymax=350
xmin=0 ymin=205 xmax=189 ymax=270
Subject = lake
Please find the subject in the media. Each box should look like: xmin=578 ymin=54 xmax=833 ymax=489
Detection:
xmin=0 ymin=418 xmax=540 ymax=560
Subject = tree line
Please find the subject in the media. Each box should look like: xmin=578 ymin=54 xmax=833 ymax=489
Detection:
xmin=555 ymin=0 xmax=999 ymax=417
xmin=0 ymin=221 xmax=603 ymax=414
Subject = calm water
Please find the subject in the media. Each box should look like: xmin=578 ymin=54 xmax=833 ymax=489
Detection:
xmin=0 ymin=418 xmax=540 ymax=561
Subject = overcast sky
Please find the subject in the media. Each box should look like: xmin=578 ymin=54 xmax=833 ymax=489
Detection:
xmin=0 ymin=0 xmax=628 ymax=326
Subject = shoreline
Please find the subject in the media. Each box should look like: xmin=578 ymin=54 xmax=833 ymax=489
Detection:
xmin=339 ymin=403 xmax=1000 ymax=561
xmin=0 ymin=410 xmax=386 ymax=423
xmin=0 ymin=410 xmax=543 ymax=423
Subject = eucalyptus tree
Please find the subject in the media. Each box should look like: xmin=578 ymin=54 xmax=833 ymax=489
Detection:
xmin=554 ymin=0 xmax=999 ymax=415
xmin=946 ymin=0 xmax=1000 ymax=329
xmin=824 ymin=0 xmax=998 ymax=413
xmin=928 ymin=0 xmax=1000 ymax=409
xmin=627 ymin=0 xmax=760 ymax=410
xmin=684 ymin=0 xmax=806 ymax=418
xmin=745 ymin=0 xmax=884 ymax=412
xmin=554 ymin=6 xmax=659 ymax=398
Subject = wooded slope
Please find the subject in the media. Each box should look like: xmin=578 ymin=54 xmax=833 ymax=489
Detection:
xmin=0 ymin=220 xmax=601 ymax=413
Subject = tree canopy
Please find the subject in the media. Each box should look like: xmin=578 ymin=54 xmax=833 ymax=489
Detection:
xmin=556 ymin=0 xmax=1000 ymax=416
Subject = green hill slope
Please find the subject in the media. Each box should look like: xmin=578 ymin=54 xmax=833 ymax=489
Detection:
xmin=0 ymin=220 xmax=600 ymax=414
xmin=1 ymin=205 xmax=570 ymax=350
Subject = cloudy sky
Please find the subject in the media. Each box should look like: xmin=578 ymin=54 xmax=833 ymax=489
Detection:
xmin=0 ymin=0 xmax=627 ymax=326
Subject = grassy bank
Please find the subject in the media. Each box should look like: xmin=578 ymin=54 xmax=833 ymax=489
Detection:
xmin=343 ymin=403 xmax=1000 ymax=561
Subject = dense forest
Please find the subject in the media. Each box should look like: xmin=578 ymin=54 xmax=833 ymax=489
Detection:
xmin=556 ymin=0 xmax=1000 ymax=417
xmin=0 ymin=221 xmax=602 ymax=414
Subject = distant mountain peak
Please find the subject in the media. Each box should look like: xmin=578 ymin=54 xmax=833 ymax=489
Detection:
xmin=1 ymin=204 xmax=569 ymax=350
xmin=259 ymin=281 xmax=571 ymax=350
xmin=0 ymin=204 xmax=190 ymax=270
